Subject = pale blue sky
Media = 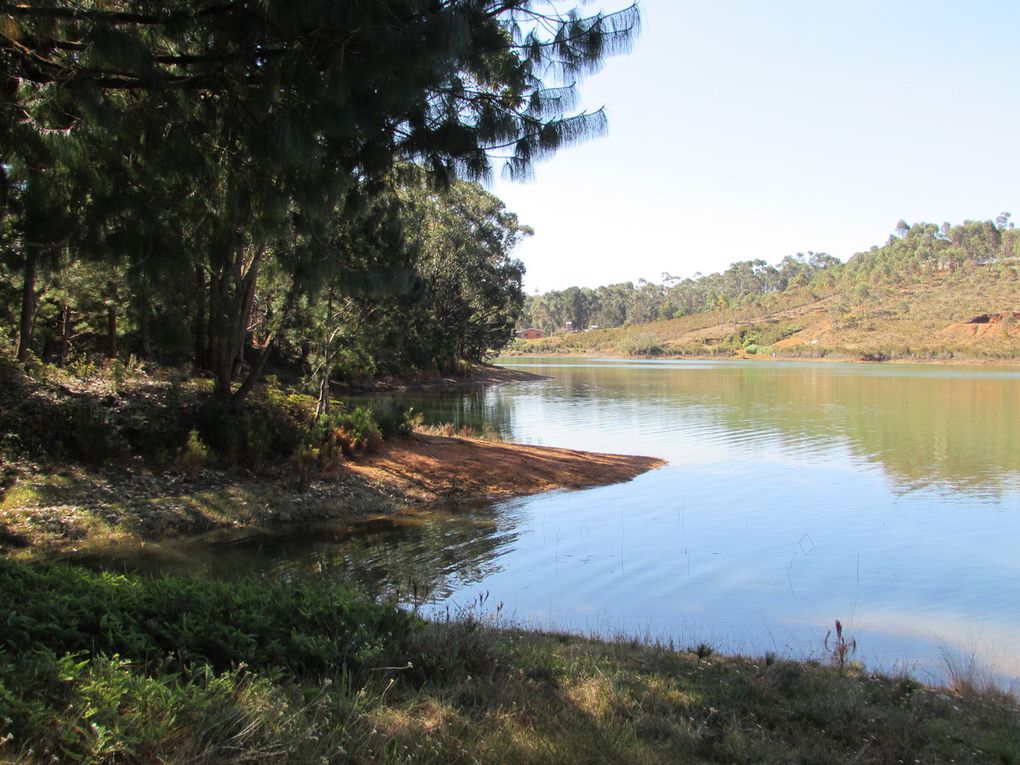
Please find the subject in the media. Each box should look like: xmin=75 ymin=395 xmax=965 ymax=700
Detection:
xmin=491 ymin=1 xmax=1020 ymax=293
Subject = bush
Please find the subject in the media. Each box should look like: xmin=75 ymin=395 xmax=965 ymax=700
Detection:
xmin=0 ymin=558 xmax=415 ymax=761
xmin=617 ymin=331 xmax=665 ymax=356
xmin=293 ymin=405 xmax=392 ymax=485
xmin=370 ymin=399 xmax=420 ymax=439
xmin=0 ymin=559 xmax=412 ymax=678
xmin=178 ymin=429 xmax=209 ymax=479
xmin=312 ymin=407 xmax=382 ymax=456
xmin=290 ymin=442 xmax=323 ymax=489
xmin=69 ymin=402 xmax=125 ymax=463
xmin=196 ymin=398 xmax=302 ymax=467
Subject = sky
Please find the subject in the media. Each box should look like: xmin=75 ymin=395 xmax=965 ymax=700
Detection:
xmin=488 ymin=0 xmax=1020 ymax=294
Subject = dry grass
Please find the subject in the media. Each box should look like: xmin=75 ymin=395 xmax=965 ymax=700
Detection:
xmin=514 ymin=268 xmax=1020 ymax=362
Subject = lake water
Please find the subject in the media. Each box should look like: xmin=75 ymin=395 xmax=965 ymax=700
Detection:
xmin=87 ymin=358 xmax=1020 ymax=686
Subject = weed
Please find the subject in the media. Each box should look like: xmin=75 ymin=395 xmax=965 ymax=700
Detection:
xmin=691 ymin=642 xmax=715 ymax=660
xmin=310 ymin=406 xmax=382 ymax=457
xmin=2 ymin=558 xmax=1018 ymax=765
xmin=67 ymin=354 xmax=100 ymax=381
xmin=196 ymin=397 xmax=302 ymax=467
xmin=70 ymin=402 xmax=124 ymax=463
xmin=108 ymin=358 xmax=126 ymax=394
xmin=824 ymin=619 xmax=857 ymax=672
xmin=290 ymin=443 xmax=322 ymax=489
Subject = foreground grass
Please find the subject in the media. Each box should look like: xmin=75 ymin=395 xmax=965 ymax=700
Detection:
xmin=2 ymin=560 xmax=1018 ymax=764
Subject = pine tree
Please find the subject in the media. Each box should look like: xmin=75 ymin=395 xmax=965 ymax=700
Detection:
xmin=3 ymin=1 xmax=639 ymax=399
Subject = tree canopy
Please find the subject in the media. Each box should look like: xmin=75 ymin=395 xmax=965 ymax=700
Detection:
xmin=1 ymin=1 xmax=639 ymax=400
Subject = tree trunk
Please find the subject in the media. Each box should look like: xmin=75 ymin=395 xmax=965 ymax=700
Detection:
xmin=210 ymin=243 xmax=265 ymax=404
xmin=16 ymin=249 xmax=38 ymax=362
xmin=315 ymin=289 xmax=335 ymax=418
xmin=106 ymin=302 xmax=118 ymax=359
xmin=194 ymin=265 xmax=206 ymax=369
xmin=231 ymin=271 xmax=302 ymax=407
xmin=205 ymin=272 xmax=217 ymax=372
xmin=231 ymin=266 xmax=259 ymax=380
xmin=232 ymin=336 xmax=274 ymax=404
xmin=137 ymin=290 xmax=152 ymax=360
xmin=315 ymin=370 xmax=331 ymax=418
xmin=57 ymin=302 xmax=72 ymax=367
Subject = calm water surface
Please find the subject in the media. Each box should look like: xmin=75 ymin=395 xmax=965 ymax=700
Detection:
xmin=88 ymin=358 xmax=1020 ymax=684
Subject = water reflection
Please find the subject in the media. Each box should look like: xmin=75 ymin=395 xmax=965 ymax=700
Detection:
xmin=491 ymin=358 xmax=1020 ymax=496
xmin=73 ymin=502 xmax=524 ymax=603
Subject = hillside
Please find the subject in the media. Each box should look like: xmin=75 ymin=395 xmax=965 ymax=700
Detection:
xmin=514 ymin=218 xmax=1020 ymax=362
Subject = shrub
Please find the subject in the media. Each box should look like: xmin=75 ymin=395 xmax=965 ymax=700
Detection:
xmin=370 ymin=399 xmax=420 ymax=439
xmin=69 ymin=402 xmax=124 ymax=463
xmin=178 ymin=429 xmax=209 ymax=479
xmin=324 ymin=406 xmax=382 ymax=455
xmin=196 ymin=398 xmax=302 ymax=468
xmin=617 ymin=331 xmax=665 ymax=356
xmin=294 ymin=406 xmax=388 ymax=484
xmin=290 ymin=443 xmax=322 ymax=489
xmin=0 ymin=559 xmax=412 ymax=677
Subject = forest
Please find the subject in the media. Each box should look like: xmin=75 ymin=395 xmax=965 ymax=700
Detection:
xmin=1 ymin=1 xmax=639 ymax=407
xmin=521 ymin=215 xmax=1020 ymax=336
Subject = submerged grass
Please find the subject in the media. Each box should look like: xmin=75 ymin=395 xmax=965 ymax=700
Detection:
xmin=2 ymin=558 xmax=1018 ymax=764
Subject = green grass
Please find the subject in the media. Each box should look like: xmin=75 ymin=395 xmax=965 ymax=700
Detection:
xmin=2 ymin=559 xmax=1017 ymax=764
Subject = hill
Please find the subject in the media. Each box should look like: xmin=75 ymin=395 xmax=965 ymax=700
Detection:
xmin=514 ymin=217 xmax=1020 ymax=362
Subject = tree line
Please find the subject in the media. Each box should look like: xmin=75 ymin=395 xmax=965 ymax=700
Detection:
xmin=522 ymin=216 xmax=1019 ymax=333
xmin=0 ymin=1 xmax=638 ymax=407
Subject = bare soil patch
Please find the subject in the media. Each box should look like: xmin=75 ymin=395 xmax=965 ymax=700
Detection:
xmin=348 ymin=434 xmax=665 ymax=504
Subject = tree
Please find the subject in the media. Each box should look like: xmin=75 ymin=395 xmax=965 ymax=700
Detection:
xmin=405 ymin=179 xmax=529 ymax=367
xmin=3 ymin=1 xmax=640 ymax=402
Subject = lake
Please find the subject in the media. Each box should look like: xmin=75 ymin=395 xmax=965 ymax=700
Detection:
xmin=87 ymin=358 xmax=1020 ymax=686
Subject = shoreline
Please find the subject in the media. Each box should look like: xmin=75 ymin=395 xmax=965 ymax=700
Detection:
xmin=1 ymin=356 xmax=660 ymax=554
xmin=501 ymin=348 xmax=1020 ymax=367
xmin=1 ymin=432 xmax=664 ymax=554
xmin=332 ymin=363 xmax=551 ymax=394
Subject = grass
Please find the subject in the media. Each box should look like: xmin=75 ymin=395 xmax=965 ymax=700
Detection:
xmin=0 ymin=462 xmax=395 ymax=552
xmin=2 ymin=558 xmax=1018 ymax=764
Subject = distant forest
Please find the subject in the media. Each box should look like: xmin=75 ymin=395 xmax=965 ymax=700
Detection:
xmin=520 ymin=215 xmax=1019 ymax=334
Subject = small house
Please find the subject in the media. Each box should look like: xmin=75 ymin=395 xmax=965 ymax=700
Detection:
xmin=518 ymin=328 xmax=545 ymax=340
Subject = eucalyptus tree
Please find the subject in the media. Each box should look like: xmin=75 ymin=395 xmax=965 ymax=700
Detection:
xmin=3 ymin=0 xmax=640 ymax=402
xmin=402 ymin=179 xmax=529 ymax=369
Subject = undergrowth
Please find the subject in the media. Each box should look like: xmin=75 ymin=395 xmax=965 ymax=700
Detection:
xmin=1 ymin=558 xmax=1018 ymax=764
